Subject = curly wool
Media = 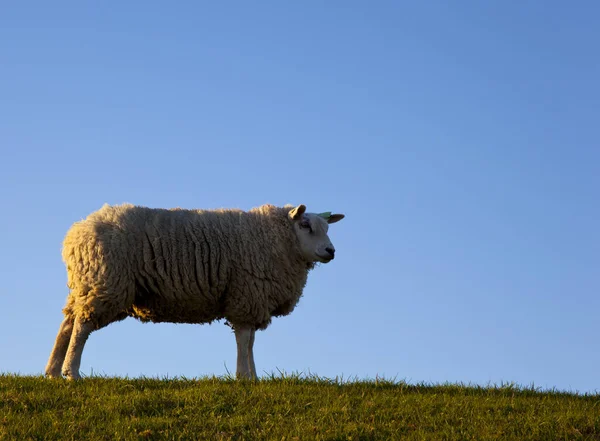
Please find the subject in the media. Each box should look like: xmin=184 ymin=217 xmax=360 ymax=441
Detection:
xmin=62 ymin=203 xmax=312 ymax=330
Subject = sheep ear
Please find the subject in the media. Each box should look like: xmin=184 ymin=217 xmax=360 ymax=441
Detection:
xmin=327 ymin=213 xmax=345 ymax=224
xmin=289 ymin=204 xmax=306 ymax=220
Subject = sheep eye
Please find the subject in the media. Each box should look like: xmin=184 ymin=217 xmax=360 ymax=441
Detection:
xmin=300 ymin=221 xmax=312 ymax=232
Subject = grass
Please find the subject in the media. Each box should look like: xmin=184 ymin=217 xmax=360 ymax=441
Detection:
xmin=1 ymin=373 xmax=599 ymax=440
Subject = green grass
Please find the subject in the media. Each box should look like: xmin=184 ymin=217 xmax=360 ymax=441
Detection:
xmin=1 ymin=374 xmax=599 ymax=440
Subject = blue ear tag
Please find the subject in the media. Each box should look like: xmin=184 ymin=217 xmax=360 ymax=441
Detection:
xmin=318 ymin=212 xmax=332 ymax=220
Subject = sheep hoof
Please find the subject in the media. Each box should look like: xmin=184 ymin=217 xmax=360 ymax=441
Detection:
xmin=44 ymin=369 xmax=63 ymax=379
xmin=62 ymin=370 xmax=82 ymax=381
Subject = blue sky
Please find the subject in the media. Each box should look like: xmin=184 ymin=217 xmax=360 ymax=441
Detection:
xmin=1 ymin=1 xmax=598 ymax=392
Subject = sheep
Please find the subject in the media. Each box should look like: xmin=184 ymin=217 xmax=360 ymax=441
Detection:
xmin=45 ymin=203 xmax=344 ymax=380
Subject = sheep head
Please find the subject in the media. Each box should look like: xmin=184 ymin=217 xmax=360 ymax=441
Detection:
xmin=289 ymin=204 xmax=345 ymax=263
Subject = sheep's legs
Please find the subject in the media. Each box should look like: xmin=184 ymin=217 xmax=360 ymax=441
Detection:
xmin=62 ymin=318 xmax=94 ymax=380
xmin=248 ymin=328 xmax=256 ymax=379
xmin=235 ymin=326 xmax=256 ymax=380
xmin=45 ymin=316 xmax=75 ymax=378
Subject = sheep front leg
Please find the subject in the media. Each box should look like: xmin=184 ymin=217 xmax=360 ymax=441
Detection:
xmin=248 ymin=328 xmax=256 ymax=379
xmin=234 ymin=325 xmax=255 ymax=380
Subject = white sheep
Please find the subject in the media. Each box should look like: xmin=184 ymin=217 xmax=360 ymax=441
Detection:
xmin=45 ymin=203 xmax=344 ymax=380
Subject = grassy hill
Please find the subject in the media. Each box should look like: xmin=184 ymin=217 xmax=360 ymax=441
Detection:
xmin=1 ymin=374 xmax=599 ymax=440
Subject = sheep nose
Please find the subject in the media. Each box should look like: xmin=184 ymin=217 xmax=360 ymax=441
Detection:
xmin=325 ymin=247 xmax=335 ymax=259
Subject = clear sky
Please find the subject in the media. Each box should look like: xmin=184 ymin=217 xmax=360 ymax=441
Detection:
xmin=1 ymin=2 xmax=598 ymax=392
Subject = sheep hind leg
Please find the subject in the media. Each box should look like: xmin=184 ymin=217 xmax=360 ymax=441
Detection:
xmin=234 ymin=325 xmax=256 ymax=380
xmin=45 ymin=316 xmax=75 ymax=378
xmin=61 ymin=317 xmax=95 ymax=380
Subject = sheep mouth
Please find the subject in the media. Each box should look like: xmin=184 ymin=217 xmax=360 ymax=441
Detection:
xmin=316 ymin=254 xmax=334 ymax=263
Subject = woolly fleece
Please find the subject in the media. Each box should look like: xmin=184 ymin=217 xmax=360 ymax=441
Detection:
xmin=61 ymin=203 xmax=313 ymax=331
